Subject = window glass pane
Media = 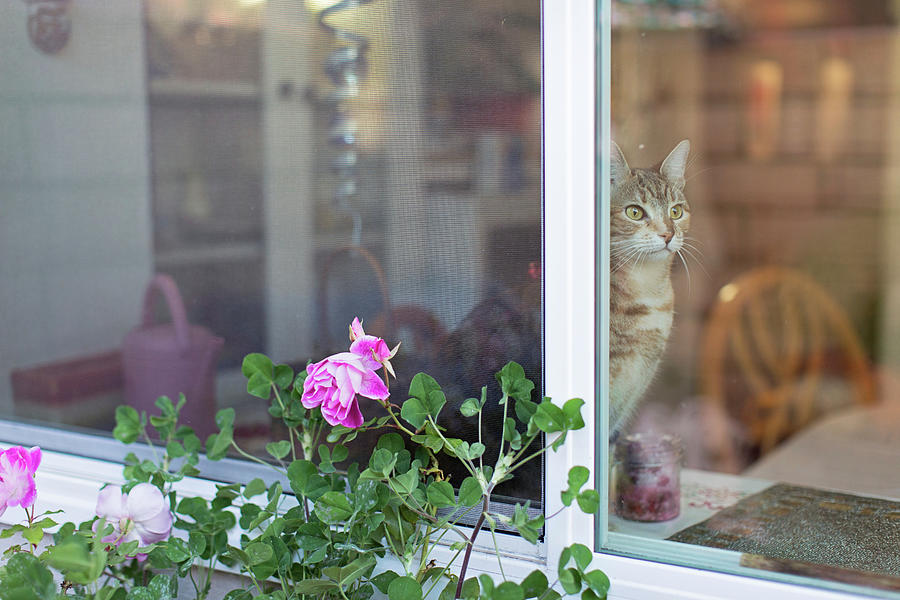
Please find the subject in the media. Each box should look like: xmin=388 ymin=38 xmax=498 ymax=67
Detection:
xmin=603 ymin=0 xmax=900 ymax=593
xmin=1 ymin=0 xmax=542 ymax=499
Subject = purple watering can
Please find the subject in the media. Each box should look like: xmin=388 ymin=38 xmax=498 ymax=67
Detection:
xmin=122 ymin=274 xmax=223 ymax=440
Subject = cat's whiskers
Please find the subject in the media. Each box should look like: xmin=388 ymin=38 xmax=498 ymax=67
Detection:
xmin=680 ymin=239 xmax=710 ymax=279
xmin=675 ymin=248 xmax=692 ymax=295
xmin=611 ymin=244 xmax=645 ymax=273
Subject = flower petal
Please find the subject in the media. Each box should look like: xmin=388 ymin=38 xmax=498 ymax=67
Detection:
xmin=339 ymin=399 xmax=365 ymax=428
xmin=24 ymin=447 xmax=41 ymax=474
xmin=357 ymin=369 xmax=390 ymax=400
xmin=125 ymin=484 xmax=167 ymax=522
xmin=350 ymin=317 xmax=366 ymax=341
xmin=134 ymin=508 xmax=173 ymax=544
xmin=350 ymin=336 xmax=390 ymax=369
xmin=96 ymin=486 xmax=126 ymax=520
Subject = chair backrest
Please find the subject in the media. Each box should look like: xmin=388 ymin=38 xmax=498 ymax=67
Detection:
xmin=699 ymin=266 xmax=876 ymax=459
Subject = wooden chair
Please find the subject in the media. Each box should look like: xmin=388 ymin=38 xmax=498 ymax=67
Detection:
xmin=699 ymin=266 xmax=876 ymax=464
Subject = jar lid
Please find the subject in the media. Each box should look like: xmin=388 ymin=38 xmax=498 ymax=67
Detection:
xmin=614 ymin=432 xmax=683 ymax=465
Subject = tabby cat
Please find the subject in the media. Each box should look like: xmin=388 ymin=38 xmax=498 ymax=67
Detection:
xmin=609 ymin=139 xmax=691 ymax=436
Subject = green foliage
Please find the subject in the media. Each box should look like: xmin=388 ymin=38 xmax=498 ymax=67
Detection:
xmin=2 ymin=349 xmax=607 ymax=600
xmin=0 ymin=553 xmax=57 ymax=600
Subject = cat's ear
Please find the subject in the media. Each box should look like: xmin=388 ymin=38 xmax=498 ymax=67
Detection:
xmin=610 ymin=140 xmax=631 ymax=187
xmin=660 ymin=139 xmax=690 ymax=187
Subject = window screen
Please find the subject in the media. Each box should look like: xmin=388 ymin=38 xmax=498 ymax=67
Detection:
xmin=1 ymin=0 xmax=542 ymax=501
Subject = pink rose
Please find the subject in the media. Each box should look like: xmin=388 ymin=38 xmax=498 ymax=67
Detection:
xmin=0 ymin=446 xmax=41 ymax=516
xmin=302 ymin=351 xmax=389 ymax=428
xmin=95 ymin=483 xmax=173 ymax=553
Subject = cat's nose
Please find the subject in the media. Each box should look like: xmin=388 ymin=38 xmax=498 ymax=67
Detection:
xmin=660 ymin=231 xmax=674 ymax=245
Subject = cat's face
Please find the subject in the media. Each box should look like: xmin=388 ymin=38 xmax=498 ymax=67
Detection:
xmin=610 ymin=140 xmax=691 ymax=264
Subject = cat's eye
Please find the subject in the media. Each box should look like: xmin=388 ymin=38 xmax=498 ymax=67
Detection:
xmin=670 ymin=204 xmax=684 ymax=219
xmin=625 ymin=205 xmax=644 ymax=220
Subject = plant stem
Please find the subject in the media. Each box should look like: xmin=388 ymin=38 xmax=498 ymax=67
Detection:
xmin=506 ymin=432 xmax=565 ymax=478
xmin=489 ymin=523 xmax=506 ymax=581
xmin=455 ymin=492 xmax=490 ymax=599
xmin=422 ymin=545 xmax=465 ymax=599
xmin=426 ymin=416 xmax=476 ymax=477
xmin=418 ymin=523 xmax=433 ymax=576
xmin=229 ymin=441 xmax=284 ymax=475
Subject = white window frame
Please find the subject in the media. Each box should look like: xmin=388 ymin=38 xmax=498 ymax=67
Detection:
xmin=543 ymin=1 xmax=879 ymax=599
xmin=0 ymin=1 xmax=885 ymax=597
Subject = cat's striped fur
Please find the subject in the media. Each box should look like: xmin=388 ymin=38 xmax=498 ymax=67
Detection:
xmin=609 ymin=140 xmax=691 ymax=436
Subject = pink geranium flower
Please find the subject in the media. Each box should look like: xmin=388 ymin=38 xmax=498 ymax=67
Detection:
xmin=0 ymin=446 xmax=42 ymax=517
xmin=302 ymin=352 xmax=389 ymax=428
xmin=95 ymin=483 xmax=173 ymax=553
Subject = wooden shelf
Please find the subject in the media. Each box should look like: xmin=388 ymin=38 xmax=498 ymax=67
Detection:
xmin=155 ymin=241 xmax=263 ymax=268
xmin=148 ymin=78 xmax=260 ymax=102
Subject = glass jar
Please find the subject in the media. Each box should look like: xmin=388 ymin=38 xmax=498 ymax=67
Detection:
xmin=612 ymin=433 xmax=683 ymax=522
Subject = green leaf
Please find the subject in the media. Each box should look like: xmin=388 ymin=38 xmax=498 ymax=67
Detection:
xmin=113 ymin=405 xmax=141 ymax=444
xmin=461 ymin=578 xmax=480 ymax=600
xmin=165 ymin=537 xmax=191 ymax=562
xmin=376 ymin=432 xmax=405 ymax=453
xmin=457 ymin=477 xmax=483 ymax=506
xmin=166 ymin=440 xmax=186 ymax=458
xmin=46 ymin=538 xmax=107 ymax=584
xmin=215 ymin=408 xmax=236 ymax=430
xmin=568 ymin=466 xmax=590 ymax=490
xmin=294 ymin=580 xmax=339 ymax=595
xmin=223 ymin=591 xmax=254 ymax=600
xmin=188 ymin=531 xmax=207 ymax=556
xmin=332 ymin=444 xmax=349 ymax=463
xmin=400 ymin=398 xmax=429 ymax=430
xmin=563 ymin=397 xmax=586 ymax=430
xmin=402 ymin=373 xmax=446 ymax=428
xmin=560 ymin=543 xmax=593 ymax=572
xmin=314 ymin=491 xmax=353 ymax=524
xmin=460 ymin=397 xmax=481 ymax=417
xmin=562 ymin=466 xmax=589 ymax=507
xmin=336 ymin=554 xmax=377 ymax=586
xmin=521 ymin=570 xmax=548 ymax=598
xmin=493 ymin=582 xmax=525 ymax=600
xmin=0 ymin=553 xmax=57 ymax=600
xmin=246 ymin=372 xmax=270 ymax=399
xmin=148 ymin=574 xmax=178 ymax=599
xmin=273 ymin=364 xmax=294 ymax=389
xmin=468 ymin=442 xmax=486 ymax=459
xmin=559 ymin=568 xmax=581 ymax=595
xmin=246 ymin=542 xmax=274 ymax=565
xmin=426 ymin=480 xmax=456 ymax=507
xmin=206 ymin=426 xmax=233 ymax=461
xmin=391 ymin=468 xmax=419 ymax=495
xmin=577 ymin=489 xmax=600 ymax=514
xmin=266 ymin=440 xmax=292 ymax=460
xmin=244 ymin=478 xmax=266 ymax=498
xmin=288 ymin=459 xmax=330 ymax=500
xmin=388 ymin=576 xmax=423 ymax=600
xmin=371 ymin=571 xmax=399 ymax=594
xmin=533 ymin=399 xmax=566 ymax=433
xmin=583 ymin=570 xmax=610 ymax=598
xmin=411 ymin=434 xmax=444 ymax=453
xmin=243 ymin=354 xmax=274 ymax=398
xmin=497 ymin=363 xmax=536 ymax=409
xmin=370 ymin=448 xmax=397 ymax=476
xmin=242 ymin=353 xmax=274 ymax=379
